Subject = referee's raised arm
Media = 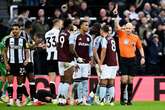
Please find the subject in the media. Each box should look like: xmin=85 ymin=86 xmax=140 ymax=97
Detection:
xmin=114 ymin=17 xmax=122 ymax=31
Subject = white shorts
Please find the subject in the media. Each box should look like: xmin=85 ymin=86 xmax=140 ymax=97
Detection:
xmin=100 ymin=65 xmax=118 ymax=79
xmin=73 ymin=63 xmax=91 ymax=79
xmin=58 ymin=61 xmax=75 ymax=76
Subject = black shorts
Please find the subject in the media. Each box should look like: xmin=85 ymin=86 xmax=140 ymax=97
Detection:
xmin=47 ymin=60 xmax=59 ymax=74
xmin=8 ymin=63 xmax=26 ymax=76
xmin=119 ymin=57 xmax=137 ymax=76
xmin=25 ymin=62 xmax=33 ymax=74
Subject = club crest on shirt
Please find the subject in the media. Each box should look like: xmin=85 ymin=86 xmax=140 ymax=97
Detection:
xmin=124 ymin=39 xmax=129 ymax=45
xmin=87 ymin=37 xmax=90 ymax=42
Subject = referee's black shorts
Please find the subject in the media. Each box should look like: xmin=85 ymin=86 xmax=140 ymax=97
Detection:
xmin=119 ymin=57 xmax=137 ymax=76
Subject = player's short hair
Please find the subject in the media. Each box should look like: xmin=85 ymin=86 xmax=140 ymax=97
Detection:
xmin=90 ymin=22 xmax=101 ymax=35
xmin=52 ymin=18 xmax=62 ymax=25
xmin=63 ymin=19 xmax=72 ymax=29
xmin=11 ymin=23 xmax=20 ymax=28
xmin=79 ymin=20 xmax=88 ymax=27
xmin=101 ymin=25 xmax=109 ymax=33
xmin=34 ymin=33 xmax=44 ymax=39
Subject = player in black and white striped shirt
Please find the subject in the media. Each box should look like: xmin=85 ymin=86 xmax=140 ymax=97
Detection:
xmin=20 ymin=21 xmax=36 ymax=105
xmin=45 ymin=19 xmax=63 ymax=102
xmin=3 ymin=23 xmax=29 ymax=106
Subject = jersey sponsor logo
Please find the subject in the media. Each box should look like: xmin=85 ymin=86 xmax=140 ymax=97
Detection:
xmin=78 ymin=42 xmax=89 ymax=46
xmin=10 ymin=45 xmax=22 ymax=49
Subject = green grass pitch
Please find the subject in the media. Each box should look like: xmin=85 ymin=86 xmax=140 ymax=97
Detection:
xmin=0 ymin=101 xmax=165 ymax=110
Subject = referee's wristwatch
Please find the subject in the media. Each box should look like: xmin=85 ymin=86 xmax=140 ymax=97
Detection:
xmin=141 ymin=56 xmax=145 ymax=59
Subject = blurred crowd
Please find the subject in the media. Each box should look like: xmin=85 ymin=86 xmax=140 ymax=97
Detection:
xmin=0 ymin=0 xmax=165 ymax=75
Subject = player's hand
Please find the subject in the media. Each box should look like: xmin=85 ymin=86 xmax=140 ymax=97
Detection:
xmin=95 ymin=63 xmax=102 ymax=76
xmin=38 ymin=42 xmax=46 ymax=49
xmin=77 ymin=57 xmax=84 ymax=63
xmin=140 ymin=57 xmax=145 ymax=65
xmin=5 ymin=63 xmax=10 ymax=71
xmin=24 ymin=60 xmax=28 ymax=66
xmin=98 ymin=64 xmax=102 ymax=74
xmin=74 ymin=64 xmax=80 ymax=72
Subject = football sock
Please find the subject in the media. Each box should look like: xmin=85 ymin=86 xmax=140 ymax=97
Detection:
xmin=99 ymin=86 xmax=106 ymax=101
xmin=17 ymin=84 xmax=22 ymax=101
xmin=50 ymin=82 xmax=56 ymax=98
xmin=120 ymin=83 xmax=126 ymax=102
xmin=127 ymin=83 xmax=133 ymax=102
xmin=63 ymin=83 xmax=69 ymax=98
xmin=22 ymin=85 xmax=29 ymax=97
xmin=7 ymin=84 xmax=13 ymax=98
xmin=29 ymin=82 xmax=36 ymax=100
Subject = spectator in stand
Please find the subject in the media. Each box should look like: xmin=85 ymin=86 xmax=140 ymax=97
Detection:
xmin=120 ymin=10 xmax=131 ymax=25
xmin=143 ymin=3 xmax=152 ymax=16
xmin=48 ymin=9 xmax=62 ymax=28
xmin=8 ymin=9 xmax=30 ymax=29
xmin=138 ymin=11 xmax=145 ymax=21
xmin=138 ymin=16 xmax=152 ymax=40
xmin=60 ymin=4 xmax=70 ymax=19
xmin=150 ymin=3 xmax=160 ymax=18
xmin=78 ymin=1 xmax=92 ymax=17
xmin=98 ymin=8 xmax=110 ymax=25
xmin=146 ymin=34 xmax=163 ymax=75
xmin=129 ymin=5 xmax=139 ymax=20
xmin=32 ymin=9 xmax=49 ymax=36
xmin=0 ymin=18 xmax=9 ymax=41
xmin=160 ymin=0 xmax=165 ymax=10
xmin=53 ymin=9 xmax=62 ymax=19
xmin=107 ymin=1 xmax=118 ymax=17
xmin=67 ymin=0 xmax=79 ymax=17
xmin=154 ymin=10 xmax=165 ymax=48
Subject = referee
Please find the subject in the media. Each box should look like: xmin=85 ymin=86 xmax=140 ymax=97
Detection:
xmin=115 ymin=19 xmax=145 ymax=105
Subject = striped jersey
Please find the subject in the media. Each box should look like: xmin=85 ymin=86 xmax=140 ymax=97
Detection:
xmin=5 ymin=36 xmax=26 ymax=64
xmin=20 ymin=31 xmax=34 ymax=62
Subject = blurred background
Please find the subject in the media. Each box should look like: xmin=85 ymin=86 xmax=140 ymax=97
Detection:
xmin=0 ymin=0 xmax=164 ymax=76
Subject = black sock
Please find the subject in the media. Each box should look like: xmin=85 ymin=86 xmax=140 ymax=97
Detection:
xmin=7 ymin=84 xmax=13 ymax=99
xmin=50 ymin=83 xmax=56 ymax=98
xmin=120 ymin=83 xmax=126 ymax=102
xmin=22 ymin=85 xmax=29 ymax=97
xmin=30 ymin=83 xmax=36 ymax=100
xmin=127 ymin=83 xmax=133 ymax=102
xmin=17 ymin=85 xmax=22 ymax=101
